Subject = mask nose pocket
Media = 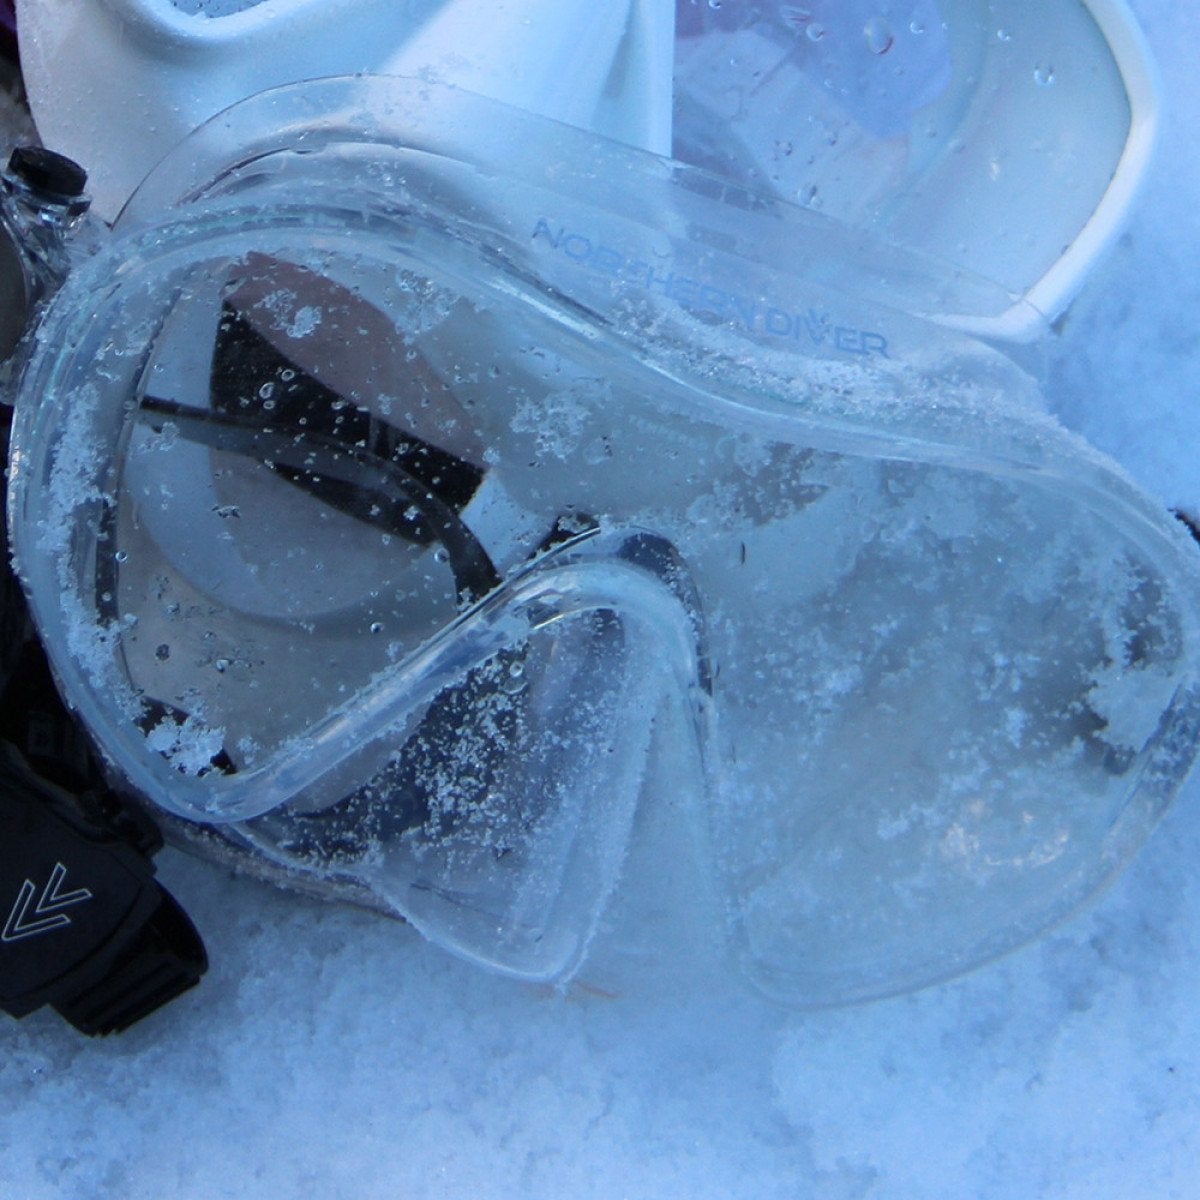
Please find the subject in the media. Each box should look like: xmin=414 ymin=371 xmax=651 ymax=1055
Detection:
xmin=234 ymin=538 xmax=708 ymax=982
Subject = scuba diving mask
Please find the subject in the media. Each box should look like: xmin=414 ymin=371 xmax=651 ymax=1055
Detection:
xmin=15 ymin=0 xmax=1158 ymax=339
xmin=7 ymin=75 xmax=1200 ymax=1007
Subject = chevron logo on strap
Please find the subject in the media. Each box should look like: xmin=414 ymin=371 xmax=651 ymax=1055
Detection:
xmin=2 ymin=862 xmax=94 ymax=944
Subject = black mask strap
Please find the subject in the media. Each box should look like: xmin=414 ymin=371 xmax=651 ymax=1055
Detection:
xmin=0 ymin=406 xmax=207 ymax=1036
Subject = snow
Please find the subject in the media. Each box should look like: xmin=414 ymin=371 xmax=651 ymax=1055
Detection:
xmin=5 ymin=4 xmax=1200 ymax=1197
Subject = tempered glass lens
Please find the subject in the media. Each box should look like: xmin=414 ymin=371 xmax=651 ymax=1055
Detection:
xmin=701 ymin=454 xmax=1200 ymax=1004
xmin=673 ymin=0 xmax=1133 ymax=297
xmin=111 ymin=254 xmax=483 ymax=785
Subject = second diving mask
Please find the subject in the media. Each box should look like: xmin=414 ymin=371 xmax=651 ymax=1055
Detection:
xmin=9 ymin=77 xmax=1200 ymax=1007
xmin=15 ymin=0 xmax=1158 ymax=339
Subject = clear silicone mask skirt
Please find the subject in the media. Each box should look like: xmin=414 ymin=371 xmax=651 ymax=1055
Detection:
xmin=9 ymin=79 xmax=1200 ymax=1006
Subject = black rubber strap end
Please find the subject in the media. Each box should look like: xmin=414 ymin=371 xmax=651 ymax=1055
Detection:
xmin=52 ymin=885 xmax=207 ymax=1036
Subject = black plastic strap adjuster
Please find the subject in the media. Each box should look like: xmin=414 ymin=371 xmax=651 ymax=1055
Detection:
xmin=0 ymin=743 xmax=208 ymax=1036
xmin=51 ymin=883 xmax=207 ymax=1036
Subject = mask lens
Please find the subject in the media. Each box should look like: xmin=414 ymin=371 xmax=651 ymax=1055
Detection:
xmin=108 ymin=253 xmax=489 ymax=791
xmin=673 ymin=0 xmax=1140 ymax=316
xmin=708 ymin=453 xmax=1200 ymax=1005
